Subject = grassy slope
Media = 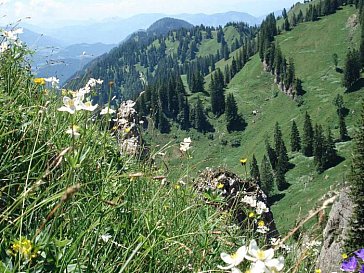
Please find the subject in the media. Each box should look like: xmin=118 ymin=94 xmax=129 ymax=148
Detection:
xmin=146 ymin=6 xmax=363 ymax=234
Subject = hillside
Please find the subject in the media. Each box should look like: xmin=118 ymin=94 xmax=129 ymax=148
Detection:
xmin=142 ymin=5 xmax=363 ymax=233
xmin=65 ymin=1 xmax=362 ymax=235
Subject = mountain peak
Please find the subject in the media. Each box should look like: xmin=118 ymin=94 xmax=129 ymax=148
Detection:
xmin=147 ymin=17 xmax=194 ymax=35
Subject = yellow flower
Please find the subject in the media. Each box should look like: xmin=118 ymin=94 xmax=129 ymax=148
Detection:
xmin=11 ymin=238 xmax=35 ymax=260
xmin=315 ymin=269 xmax=322 ymax=273
xmin=174 ymin=184 xmax=180 ymax=190
xmin=217 ymin=183 xmax=224 ymax=189
xmin=258 ymin=220 xmax=265 ymax=227
xmin=240 ymin=158 xmax=248 ymax=165
xmin=341 ymin=253 xmax=348 ymax=259
xmin=34 ymin=78 xmax=45 ymax=85
xmin=248 ymin=212 xmax=255 ymax=218
xmin=124 ymin=127 xmax=131 ymax=133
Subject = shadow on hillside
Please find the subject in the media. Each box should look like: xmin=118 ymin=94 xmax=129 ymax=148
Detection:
xmin=268 ymin=193 xmax=285 ymax=205
xmin=335 ymin=67 xmax=343 ymax=73
xmin=324 ymin=155 xmax=346 ymax=170
xmin=287 ymin=162 xmax=296 ymax=171
xmin=346 ymin=78 xmax=364 ymax=93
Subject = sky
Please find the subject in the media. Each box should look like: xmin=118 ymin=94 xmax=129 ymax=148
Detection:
xmin=0 ymin=0 xmax=299 ymax=27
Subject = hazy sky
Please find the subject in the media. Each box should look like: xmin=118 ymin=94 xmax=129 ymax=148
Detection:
xmin=1 ymin=0 xmax=299 ymax=26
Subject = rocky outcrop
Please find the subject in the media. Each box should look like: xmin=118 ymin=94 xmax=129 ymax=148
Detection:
xmin=194 ymin=167 xmax=279 ymax=240
xmin=316 ymin=188 xmax=353 ymax=273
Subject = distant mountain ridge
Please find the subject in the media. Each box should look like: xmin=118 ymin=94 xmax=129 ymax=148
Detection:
xmin=24 ymin=11 xmax=266 ymax=44
xmin=147 ymin=18 xmax=194 ymax=35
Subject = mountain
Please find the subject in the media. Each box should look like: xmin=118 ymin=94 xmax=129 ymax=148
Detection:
xmin=24 ymin=11 xmax=264 ymax=44
xmin=173 ymin=11 xmax=261 ymax=27
xmin=66 ymin=1 xmax=364 ymax=236
xmin=16 ymin=28 xmax=115 ymax=84
xmin=147 ymin=17 xmax=193 ymax=35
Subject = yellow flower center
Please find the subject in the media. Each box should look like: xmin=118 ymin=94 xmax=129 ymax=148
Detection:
xmin=231 ymin=252 xmax=238 ymax=260
xmin=34 ymin=78 xmax=45 ymax=85
xmin=258 ymin=220 xmax=265 ymax=227
xmin=315 ymin=269 xmax=322 ymax=273
xmin=257 ymin=250 xmax=266 ymax=260
xmin=217 ymin=183 xmax=224 ymax=189
xmin=248 ymin=212 xmax=255 ymax=218
xmin=341 ymin=253 xmax=348 ymax=259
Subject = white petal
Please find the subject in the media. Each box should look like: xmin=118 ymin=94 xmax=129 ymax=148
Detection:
xmin=248 ymin=239 xmax=259 ymax=258
xmin=266 ymin=256 xmax=284 ymax=271
xmin=220 ymin=252 xmax=234 ymax=265
xmin=58 ymin=106 xmax=75 ymax=114
xmin=264 ymin=248 xmax=274 ymax=260
xmin=251 ymin=261 xmax=267 ymax=273
xmin=235 ymin=246 xmax=247 ymax=264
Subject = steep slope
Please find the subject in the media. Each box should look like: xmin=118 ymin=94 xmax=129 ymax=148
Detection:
xmin=147 ymin=5 xmax=363 ymax=233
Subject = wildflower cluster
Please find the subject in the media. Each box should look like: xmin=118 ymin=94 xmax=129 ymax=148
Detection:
xmin=341 ymin=248 xmax=364 ymax=272
xmin=303 ymin=240 xmax=322 ymax=256
xmin=9 ymin=237 xmax=37 ymax=261
xmin=0 ymin=27 xmax=23 ymax=53
xmin=241 ymin=195 xmax=270 ymax=234
xmin=218 ymin=239 xmax=284 ymax=273
xmin=58 ymin=78 xmax=102 ymax=115
xmin=115 ymin=100 xmax=139 ymax=155
xmin=180 ymin=137 xmax=192 ymax=153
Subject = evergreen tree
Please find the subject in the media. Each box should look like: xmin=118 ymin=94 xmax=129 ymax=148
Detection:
xmin=266 ymin=139 xmax=278 ymax=170
xmin=225 ymin=93 xmax=246 ymax=132
xmin=323 ymin=127 xmax=338 ymax=169
xmin=274 ymin=122 xmax=290 ymax=173
xmin=339 ymin=114 xmax=350 ymax=141
xmin=343 ymin=49 xmax=361 ymax=90
xmin=346 ymin=103 xmax=364 ymax=251
xmin=313 ymin=124 xmax=325 ymax=173
xmin=210 ymin=69 xmax=225 ymax=116
xmin=260 ymin=155 xmax=274 ymax=196
xmin=290 ymin=120 xmax=301 ymax=152
xmin=275 ymin=156 xmax=288 ymax=191
xmin=302 ymin=112 xmax=314 ymax=156
xmin=250 ymin=154 xmax=261 ymax=185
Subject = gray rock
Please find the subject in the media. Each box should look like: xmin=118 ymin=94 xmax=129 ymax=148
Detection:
xmin=316 ymin=188 xmax=353 ymax=273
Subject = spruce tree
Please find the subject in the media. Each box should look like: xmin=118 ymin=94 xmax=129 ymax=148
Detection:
xmin=343 ymin=49 xmax=361 ymax=90
xmin=274 ymin=122 xmax=290 ymax=173
xmin=260 ymin=155 xmax=274 ymax=197
xmin=225 ymin=93 xmax=238 ymax=132
xmin=290 ymin=120 xmax=301 ymax=152
xmin=313 ymin=124 xmax=325 ymax=173
xmin=210 ymin=69 xmax=225 ymax=116
xmin=323 ymin=127 xmax=338 ymax=169
xmin=339 ymin=114 xmax=349 ymax=142
xmin=266 ymin=139 xmax=278 ymax=170
xmin=250 ymin=154 xmax=261 ymax=185
xmin=346 ymin=102 xmax=364 ymax=252
xmin=302 ymin=112 xmax=314 ymax=156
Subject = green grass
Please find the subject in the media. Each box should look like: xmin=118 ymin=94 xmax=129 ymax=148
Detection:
xmin=146 ymin=6 xmax=364 ymax=234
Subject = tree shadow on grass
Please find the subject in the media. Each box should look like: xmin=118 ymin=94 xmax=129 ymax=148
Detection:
xmin=268 ymin=193 xmax=285 ymax=205
xmin=346 ymin=78 xmax=364 ymax=93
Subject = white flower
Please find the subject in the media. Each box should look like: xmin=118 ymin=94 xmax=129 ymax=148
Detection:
xmin=242 ymin=195 xmax=257 ymax=207
xmin=256 ymin=201 xmax=269 ymax=215
xmin=100 ymin=106 xmax=116 ymax=115
xmin=80 ymin=101 xmax=98 ymax=112
xmin=180 ymin=137 xmax=192 ymax=152
xmin=45 ymin=77 xmax=59 ymax=88
xmin=2 ymin=28 xmax=23 ymax=42
xmin=100 ymin=234 xmax=112 ymax=243
xmin=218 ymin=245 xmax=247 ymax=270
xmin=245 ymin=240 xmax=284 ymax=273
xmin=0 ymin=41 xmax=9 ymax=53
xmin=65 ymin=125 xmax=81 ymax=137
xmin=58 ymin=96 xmax=83 ymax=114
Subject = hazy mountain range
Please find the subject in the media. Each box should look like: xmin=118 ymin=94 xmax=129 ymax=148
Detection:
xmin=22 ymin=11 xmax=277 ymax=44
